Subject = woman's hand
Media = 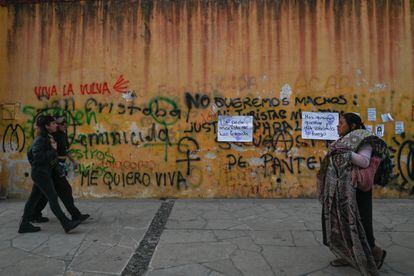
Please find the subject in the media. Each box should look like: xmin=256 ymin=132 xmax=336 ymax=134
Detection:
xmin=50 ymin=136 xmax=57 ymax=150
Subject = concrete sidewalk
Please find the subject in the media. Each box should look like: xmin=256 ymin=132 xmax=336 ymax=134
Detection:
xmin=0 ymin=199 xmax=161 ymax=275
xmin=0 ymin=199 xmax=413 ymax=275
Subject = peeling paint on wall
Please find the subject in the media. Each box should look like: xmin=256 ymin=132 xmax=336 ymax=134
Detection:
xmin=0 ymin=0 xmax=413 ymax=198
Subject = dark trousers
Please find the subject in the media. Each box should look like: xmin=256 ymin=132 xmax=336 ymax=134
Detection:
xmin=32 ymin=170 xmax=81 ymax=220
xmin=22 ymin=168 xmax=69 ymax=225
xmin=356 ymin=189 xmax=375 ymax=248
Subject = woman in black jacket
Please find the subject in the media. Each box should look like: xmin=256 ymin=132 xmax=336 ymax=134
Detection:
xmin=18 ymin=115 xmax=81 ymax=233
xmin=30 ymin=116 xmax=90 ymax=223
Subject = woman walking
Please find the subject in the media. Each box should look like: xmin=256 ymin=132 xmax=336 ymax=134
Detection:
xmin=18 ymin=115 xmax=81 ymax=233
xmin=30 ymin=116 xmax=90 ymax=223
xmin=317 ymin=113 xmax=391 ymax=275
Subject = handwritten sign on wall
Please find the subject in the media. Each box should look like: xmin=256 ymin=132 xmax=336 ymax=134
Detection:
xmin=218 ymin=116 xmax=253 ymax=142
xmin=301 ymin=112 xmax=339 ymax=140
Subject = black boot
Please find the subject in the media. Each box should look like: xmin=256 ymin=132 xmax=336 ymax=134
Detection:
xmin=31 ymin=216 xmax=49 ymax=223
xmin=62 ymin=219 xmax=82 ymax=233
xmin=18 ymin=220 xmax=41 ymax=233
xmin=73 ymin=213 xmax=90 ymax=223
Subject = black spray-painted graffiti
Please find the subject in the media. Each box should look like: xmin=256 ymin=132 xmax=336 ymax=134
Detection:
xmin=80 ymin=169 xmax=187 ymax=190
xmin=2 ymin=124 xmax=26 ymax=152
xmin=176 ymin=136 xmax=201 ymax=176
xmin=397 ymin=139 xmax=414 ymax=194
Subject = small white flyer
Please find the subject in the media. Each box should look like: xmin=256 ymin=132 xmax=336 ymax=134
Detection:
xmin=375 ymin=124 xmax=385 ymax=137
xmin=301 ymin=112 xmax=339 ymax=140
xmin=218 ymin=116 xmax=253 ymax=142
xmin=395 ymin=121 xmax=404 ymax=135
xmin=365 ymin=125 xmax=373 ymax=133
xmin=381 ymin=113 xmax=394 ymax=122
xmin=368 ymin=108 xmax=376 ymax=121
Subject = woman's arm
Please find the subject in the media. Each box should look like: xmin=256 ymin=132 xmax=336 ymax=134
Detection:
xmin=351 ymin=144 xmax=372 ymax=168
xmin=31 ymin=137 xmax=58 ymax=166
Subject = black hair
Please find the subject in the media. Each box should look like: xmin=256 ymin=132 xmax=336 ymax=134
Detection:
xmin=35 ymin=115 xmax=55 ymax=136
xmin=342 ymin=112 xmax=366 ymax=131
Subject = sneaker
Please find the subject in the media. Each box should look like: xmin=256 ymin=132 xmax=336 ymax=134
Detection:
xmin=31 ymin=216 xmax=49 ymax=223
xmin=73 ymin=214 xmax=90 ymax=223
xmin=18 ymin=223 xmax=41 ymax=233
xmin=63 ymin=219 xmax=82 ymax=234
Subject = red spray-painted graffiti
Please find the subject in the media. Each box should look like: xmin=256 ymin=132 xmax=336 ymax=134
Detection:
xmin=33 ymin=75 xmax=130 ymax=100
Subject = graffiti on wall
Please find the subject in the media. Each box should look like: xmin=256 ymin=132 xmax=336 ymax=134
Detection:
xmin=2 ymin=124 xmax=26 ymax=152
xmin=0 ymin=71 xmax=412 ymax=198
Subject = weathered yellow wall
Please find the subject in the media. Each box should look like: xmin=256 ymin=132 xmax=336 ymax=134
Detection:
xmin=0 ymin=0 xmax=413 ymax=198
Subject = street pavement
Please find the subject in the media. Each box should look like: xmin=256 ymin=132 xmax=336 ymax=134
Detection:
xmin=0 ymin=199 xmax=413 ymax=275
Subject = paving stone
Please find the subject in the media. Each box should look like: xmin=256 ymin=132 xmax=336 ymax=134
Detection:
xmin=227 ymin=224 xmax=253 ymax=230
xmin=168 ymin=209 xmax=200 ymax=221
xmin=63 ymin=271 xmax=83 ymax=276
xmin=1 ymin=199 xmax=413 ymax=275
xmin=248 ymin=231 xmax=293 ymax=246
xmin=231 ymin=207 xmax=266 ymax=219
xmin=65 ymin=271 xmax=119 ymax=276
xmin=291 ymin=230 xmax=320 ymax=247
xmin=0 ymin=247 xmax=30 ymax=269
xmin=70 ymin=244 xmax=133 ymax=274
xmin=262 ymin=245 xmax=333 ymax=275
xmin=84 ymin=226 xmax=124 ymax=246
xmin=160 ymin=230 xmax=217 ymax=244
xmin=12 ymin=231 xmax=50 ymax=251
xmin=165 ymin=217 xmax=207 ymax=229
xmin=308 ymin=265 xmax=365 ymax=276
xmin=244 ymin=217 xmax=306 ymax=231
xmin=117 ymin=232 xmax=140 ymax=249
xmin=0 ymin=199 xmax=161 ymax=275
xmin=119 ymin=226 xmax=147 ymax=243
xmin=213 ymin=230 xmax=247 ymax=240
xmin=0 ymin=226 xmax=20 ymax=241
xmin=230 ymin=249 xmax=274 ymax=276
xmin=0 ymin=240 xmax=10 ymax=250
xmin=202 ymin=258 xmax=242 ymax=276
xmin=226 ymin=236 xmax=262 ymax=252
xmin=312 ymin=230 xmax=325 ymax=246
xmin=205 ymin=219 xmax=246 ymax=230
xmin=373 ymin=231 xmax=393 ymax=248
xmin=303 ymin=220 xmax=323 ymax=231
xmin=208 ymin=271 xmax=226 ymax=276
xmin=382 ymin=244 xmax=414 ymax=274
xmin=1 ymin=253 xmax=65 ymax=276
xmin=200 ymin=210 xmax=236 ymax=220
xmin=389 ymin=232 xmax=414 ymax=249
xmin=149 ymin=241 xmax=237 ymax=269
xmin=147 ymin=263 xmax=211 ymax=276
xmin=33 ymin=233 xmax=86 ymax=258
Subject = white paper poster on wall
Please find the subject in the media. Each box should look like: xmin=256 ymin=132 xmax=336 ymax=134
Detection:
xmin=365 ymin=125 xmax=373 ymax=133
xmin=395 ymin=121 xmax=404 ymax=135
xmin=218 ymin=116 xmax=253 ymax=142
xmin=368 ymin=108 xmax=376 ymax=121
xmin=375 ymin=124 xmax=385 ymax=137
xmin=301 ymin=112 xmax=339 ymax=140
xmin=381 ymin=113 xmax=394 ymax=122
